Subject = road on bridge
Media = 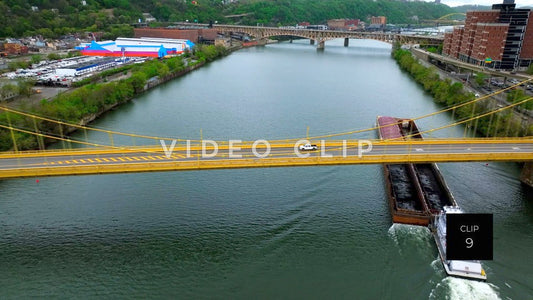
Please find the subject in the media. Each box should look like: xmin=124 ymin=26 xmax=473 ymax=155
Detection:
xmin=0 ymin=140 xmax=532 ymax=178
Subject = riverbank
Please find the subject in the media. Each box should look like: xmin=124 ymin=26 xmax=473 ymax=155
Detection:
xmin=0 ymin=44 xmax=235 ymax=151
xmin=393 ymin=48 xmax=532 ymax=138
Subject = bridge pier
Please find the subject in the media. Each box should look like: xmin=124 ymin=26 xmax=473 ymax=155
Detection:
xmin=520 ymin=162 xmax=533 ymax=187
xmin=344 ymin=38 xmax=349 ymax=47
xmin=290 ymin=38 xmax=293 ymax=43
xmin=317 ymin=40 xmax=325 ymax=50
xmin=310 ymin=39 xmax=315 ymax=45
xmin=257 ymin=38 xmax=268 ymax=46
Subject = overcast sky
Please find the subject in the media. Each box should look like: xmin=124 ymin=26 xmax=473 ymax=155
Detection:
xmin=431 ymin=0 xmax=533 ymax=7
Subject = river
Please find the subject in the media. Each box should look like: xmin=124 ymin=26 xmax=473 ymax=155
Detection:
xmin=1 ymin=39 xmax=532 ymax=299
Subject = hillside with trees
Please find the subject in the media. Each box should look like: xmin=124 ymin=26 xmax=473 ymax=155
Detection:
xmin=452 ymin=4 xmax=491 ymax=13
xmin=231 ymin=0 xmax=455 ymax=26
xmin=0 ymin=0 xmax=455 ymax=38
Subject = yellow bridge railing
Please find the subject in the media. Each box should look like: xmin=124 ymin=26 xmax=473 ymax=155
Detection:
xmin=0 ymin=150 xmax=531 ymax=179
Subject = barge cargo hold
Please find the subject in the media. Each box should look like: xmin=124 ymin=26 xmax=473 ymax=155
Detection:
xmin=377 ymin=116 xmax=430 ymax=226
xmin=377 ymin=116 xmax=457 ymax=224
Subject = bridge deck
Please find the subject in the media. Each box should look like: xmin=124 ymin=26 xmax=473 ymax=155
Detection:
xmin=0 ymin=139 xmax=531 ymax=179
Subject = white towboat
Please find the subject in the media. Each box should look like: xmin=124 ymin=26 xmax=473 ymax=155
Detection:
xmin=431 ymin=206 xmax=487 ymax=281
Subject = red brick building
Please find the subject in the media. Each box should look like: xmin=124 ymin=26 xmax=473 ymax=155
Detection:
xmin=327 ymin=19 xmax=360 ymax=30
xmin=457 ymin=10 xmax=500 ymax=61
xmin=442 ymin=0 xmax=533 ymax=70
xmin=470 ymin=23 xmax=508 ymax=62
xmin=133 ymin=28 xmax=218 ymax=44
xmin=3 ymin=43 xmax=29 ymax=55
xmin=371 ymin=16 xmax=387 ymax=25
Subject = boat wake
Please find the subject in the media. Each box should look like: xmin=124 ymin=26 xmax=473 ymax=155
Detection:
xmin=387 ymin=223 xmax=432 ymax=255
xmin=430 ymin=257 xmax=445 ymax=275
xmin=429 ymin=277 xmax=501 ymax=300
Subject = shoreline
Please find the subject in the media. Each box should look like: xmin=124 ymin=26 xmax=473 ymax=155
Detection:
xmin=393 ymin=48 xmax=532 ymax=138
xmin=77 ymin=60 xmax=208 ymax=128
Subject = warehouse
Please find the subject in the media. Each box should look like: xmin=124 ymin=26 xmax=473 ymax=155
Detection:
xmin=76 ymin=37 xmax=194 ymax=58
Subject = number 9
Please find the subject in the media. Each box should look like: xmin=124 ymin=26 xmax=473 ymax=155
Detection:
xmin=466 ymin=237 xmax=474 ymax=249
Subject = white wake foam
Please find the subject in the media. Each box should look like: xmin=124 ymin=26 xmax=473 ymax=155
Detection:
xmin=429 ymin=277 xmax=501 ymax=300
xmin=388 ymin=223 xmax=433 ymax=258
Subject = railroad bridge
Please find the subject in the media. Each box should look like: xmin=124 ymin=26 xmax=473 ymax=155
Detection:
xmin=214 ymin=24 xmax=444 ymax=49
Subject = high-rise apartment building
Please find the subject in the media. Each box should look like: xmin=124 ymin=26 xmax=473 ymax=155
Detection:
xmin=442 ymin=0 xmax=533 ymax=70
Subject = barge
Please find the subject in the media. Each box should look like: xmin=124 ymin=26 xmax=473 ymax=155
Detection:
xmin=377 ymin=116 xmax=486 ymax=281
xmin=377 ymin=116 xmax=457 ymax=224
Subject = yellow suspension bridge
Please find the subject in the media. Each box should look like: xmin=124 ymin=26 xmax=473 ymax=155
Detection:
xmin=0 ymin=80 xmax=532 ymax=179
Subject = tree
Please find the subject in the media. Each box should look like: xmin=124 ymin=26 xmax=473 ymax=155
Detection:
xmin=128 ymin=72 xmax=147 ymax=93
xmin=31 ymin=54 xmax=42 ymax=65
xmin=527 ymin=64 xmax=533 ymax=75
xmin=474 ymin=72 xmax=487 ymax=86
xmin=157 ymin=63 xmax=170 ymax=79
xmin=47 ymin=53 xmax=61 ymax=60
xmin=0 ymin=84 xmax=18 ymax=100
xmin=16 ymin=78 xmax=36 ymax=97
xmin=8 ymin=61 xmax=30 ymax=71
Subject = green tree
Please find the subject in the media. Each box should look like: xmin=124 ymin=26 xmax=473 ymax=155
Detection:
xmin=31 ymin=54 xmax=42 ymax=65
xmin=128 ymin=72 xmax=147 ymax=93
xmin=527 ymin=64 xmax=533 ymax=75
xmin=474 ymin=72 xmax=487 ymax=86
xmin=158 ymin=63 xmax=170 ymax=79
xmin=0 ymin=83 xmax=18 ymax=100
xmin=426 ymin=47 xmax=438 ymax=53
xmin=47 ymin=53 xmax=61 ymax=61
xmin=16 ymin=78 xmax=36 ymax=97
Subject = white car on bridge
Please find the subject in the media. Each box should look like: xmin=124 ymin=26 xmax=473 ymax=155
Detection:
xmin=299 ymin=144 xmax=318 ymax=151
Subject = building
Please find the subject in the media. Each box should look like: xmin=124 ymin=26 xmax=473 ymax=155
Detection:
xmin=443 ymin=27 xmax=464 ymax=58
xmin=327 ymin=19 xmax=360 ymax=31
xmin=368 ymin=16 xmax=387 ymax=31
xmin=371 ymin=16 xmax=387 ymax=25
xmin=142 ymin=13 xmax=157 ymax=23
xmin=442 ymin=0 xmax=533 ymax=70
xmin=133 ymin=28 xmax=218 ymax=44
xmin=3 ymin=43 xmax=28 ymax=55
xmin=76 ymin=37 xmax=194 ymax=58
